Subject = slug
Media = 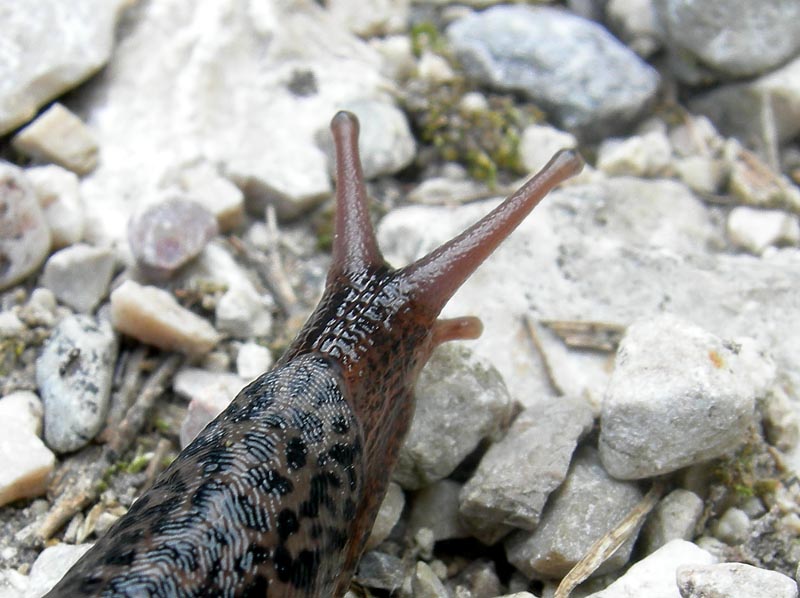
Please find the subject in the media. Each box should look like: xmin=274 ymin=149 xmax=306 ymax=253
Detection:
xmin=45 ymin=111 xmax=582 ymax=597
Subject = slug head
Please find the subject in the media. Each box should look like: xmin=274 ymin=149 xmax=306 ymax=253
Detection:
xmin=283 ymin=110 xmax=582 ymax=438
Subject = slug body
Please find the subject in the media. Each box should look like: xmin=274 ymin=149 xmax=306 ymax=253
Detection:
xmin=46 ymin=113 xmax=582 ymax=597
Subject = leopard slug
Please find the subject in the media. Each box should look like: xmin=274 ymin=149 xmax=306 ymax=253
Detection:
xmin=45 ymin=111 xmax=582 ymax=597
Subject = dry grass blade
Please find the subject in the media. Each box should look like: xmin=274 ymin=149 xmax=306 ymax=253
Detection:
xmin=541 ymin=320 xmax=626 ymax=352
xmin=554 ymin=480 xmax=666 ymax=598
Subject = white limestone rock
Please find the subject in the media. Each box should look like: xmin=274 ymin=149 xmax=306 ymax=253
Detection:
xmin=596 ymin=131 xmax=672 ymax=177
xmin=0 ymin=1 xmax=131 ymax=135
xmin=365 ymin=482 xmax=405 ymax=551
xmin=586 ymin=540 xmax=715 ymax=598
xmin=110 ymin=280 xmax=221 ymax=357
xmin=41 ymin=244 xmax=116 ymax=313
xmin=600 ymin=314 xmax=775 ymax=479
xmin=26 ymin=543 xmax=94 ymax=598
xmin=26 ymin=165 xmax=85 ymax=249
xmin=519 ymin=124 xmax=578 ymax=175
xmin=0 ymin=391 xmax=55 ymax=507
xmin=11 ymin=103 xmax=99 ymax=175
xmin=235 ymin=343 xmax=273 ymax=381
xmin=676 ymin=562 xmax=798 ymax=598
xmin=174 ymin=367 xmax=248 ymax=447
xmin=727 ymin=207 xmax=800 ymax=255
xmin=0 ymin=162 xmax=51 ymax=291
xmin=71 ymin=0 xmax=388 ymax=246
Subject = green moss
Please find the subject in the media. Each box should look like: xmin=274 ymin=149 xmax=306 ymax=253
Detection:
xmin=410 ymin=21 xmax=446 ymax=57
xmin=126 ymin=454 xmax=151 ymax=474
xmin=712 ymin=439 xmax=781 ymax=501
xmin=153 ymin=418 xmax=172 ymax=434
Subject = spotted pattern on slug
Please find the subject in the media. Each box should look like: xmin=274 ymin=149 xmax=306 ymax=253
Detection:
xmin=46 ymin=354 xmax=363 ymax=597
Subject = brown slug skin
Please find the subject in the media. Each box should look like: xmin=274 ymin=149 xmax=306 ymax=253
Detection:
xmin=44 ymin=112 xmax=582 ymax=598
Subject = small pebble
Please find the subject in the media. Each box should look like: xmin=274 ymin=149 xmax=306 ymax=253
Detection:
xmin=41 ymin=244 xmax=116 ymax=312
xmin=110 ymin=279 xmax=221 ymax=357
xmin=519 ymin=124 xmax=578 ymax=174
xmin=327 ymin=99 xmax=416 ymax=179
xmin=365 ymin=482 xmax=405 ymax=551
xmin=413 ymin=561 xmax=449 ymax=598
xmin=235 ymin=342 xmax=273 ymax=381
xmin=36 ymin=314 xmax=117 ymax=453
xmin=677 ymin=562 xmax=798 ymax=598
xmin=0 ymin=391 xmax=55 ymax=507
xmin=26 ymin=543 xmax=94 ymax=598
xmin=355 ymin=551 xmax=406 ymax=593
xmin=409 ymin=479 xmax=470 ymax=542
xmin=727 ymin=206 xmax=800 ymax=254
xmin=711 ymin=508 xmax=751 ymax=545
xmin=12 ymin=103 xmax=99 ymax=175
xmin=215 ymin=284 xmax=273 ymax=339
xmin=587 ymin=540 xmax=714 ymax=598
xmin=164 ymin=161 xmax=245 ymax=232
xmin=128 ymin=197 xmax=218 ymax=281
xmin=643 ymin=489 xmax=704 ymax=553
xmin=174 ymin=367 xmax=248 ymax=447
xmin=0 ymin=311 xmax=25 ymax=337
xmin=596 ymin=131 xmax=672 ymax=177
xmin=26 ymin=165 xmax=85 ymax=248
xmin=0 ymin=162 xmax=51 ymax=291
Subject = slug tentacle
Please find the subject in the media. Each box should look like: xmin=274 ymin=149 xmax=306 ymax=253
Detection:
xmin=44 ymin=111 xmax=582 ymax=598
xmin=329 ymin=111 xmax=385 ymax=279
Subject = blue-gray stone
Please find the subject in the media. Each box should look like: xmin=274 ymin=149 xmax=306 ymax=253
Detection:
xmin=446 ymin=5 xmax=660 ymax=139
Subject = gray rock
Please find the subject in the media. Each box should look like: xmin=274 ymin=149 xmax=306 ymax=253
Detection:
xmin=643 ymin=489 xmax=704 ymax=554
xmin=446 ymin=5 xmax=660 ymax=139
xmin=70 ymin=0 xmax=389 ymax=245
xmin=409 ymin=479 xmax=470 ymax=542
xmin=215 ymin=284 xmax=273 ymax=340
xmin=325 ymin=99 xmax=416 ymax=179
xmin=0 ymin=162 xmax=51 ymax=291
xmin=355 ymin=551 xmax=406 ymax=593
xmin=690 ymin=57 xmax=800 ymax=152
xmin=505 ymin=447 xmax=643 ymax=580
xmin=0 ymin=1 xmax=130 ymax=135
xmin=460 ymin=396 xmax=593 ymax=532
xmin=586 ymin=540 xmax=714 ymax=598
xmin=599 ymin=314 xmax=775 ymax=479
xmin=677 ymin=562 xmax=798 ymax=598
xmin=25 ymin=165 xmax=85 ymax=249
xmin=11 ymin=103 xmax=99 ymax=175
xmin=393 ymin=344 xmax=515 ymax=490
xmin=36 ymin=314 xmax=117 ymax=453
xmin=128 ymin=197 xmax=218 ymax=281
xmin=41 ymin=244 xmax=116 ymax=313
xmin=656 ymin=0 xmax=800 ymax=81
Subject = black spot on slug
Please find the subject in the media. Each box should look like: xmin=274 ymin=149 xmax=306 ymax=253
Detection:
xmin=285 ymin=437 xmax=308 ymax=470
xmin=277 ymin=508 xmax=299 ymax=540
